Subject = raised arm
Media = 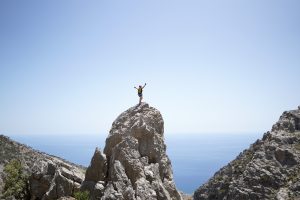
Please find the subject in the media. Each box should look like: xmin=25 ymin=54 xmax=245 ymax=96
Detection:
xmin=142 ymin=83 xmax=147 ymax=89
xmin=134 ymin=86 xmax=138 ymax=89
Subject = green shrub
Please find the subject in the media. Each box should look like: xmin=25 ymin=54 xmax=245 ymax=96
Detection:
xmin=74 ymin=190 xmax=90 ymax=200
xmin=2 ymin=159 xmax=29 ymax=199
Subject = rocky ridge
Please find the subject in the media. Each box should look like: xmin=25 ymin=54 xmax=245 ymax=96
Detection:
xmin=81 ymin=103 xmax=182 ymax=200
xmin=0 ymin=135 xmax=85 ymax=199
xmin=194 ymin=106 xmax=300 ymax=200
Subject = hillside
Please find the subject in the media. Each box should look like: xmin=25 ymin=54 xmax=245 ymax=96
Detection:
xmin=194 ymin=106 xmax=300 ymax=200
xmin=0 ymin=135 xmax=85 ymax=199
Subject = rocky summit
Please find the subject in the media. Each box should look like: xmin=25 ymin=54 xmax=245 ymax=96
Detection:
xmin=194 ymin=106 xmax=300 ymax=200
xmin=81 ymin=103 xmax=182 ymax=200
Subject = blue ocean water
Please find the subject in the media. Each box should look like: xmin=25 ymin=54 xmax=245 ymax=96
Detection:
xmin=8 ymin=133 xmax=262 ymax=194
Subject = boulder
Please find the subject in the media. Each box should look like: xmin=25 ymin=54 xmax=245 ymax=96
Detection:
xmin=29 ymin=160 xmax=84 ymax=200
xmin=274 ymin=148 xmax=297 ymax=166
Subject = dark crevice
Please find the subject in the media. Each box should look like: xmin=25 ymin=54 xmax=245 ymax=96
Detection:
xmin=104 ymin=155 xmax=110 ymax=183
xmin=295 ymin=117 xmax=300 ymax=131
xmin=55 ymin=174 xmax=59 ymax=199
xmin=112 ymin=182 xmax=118 ymax=191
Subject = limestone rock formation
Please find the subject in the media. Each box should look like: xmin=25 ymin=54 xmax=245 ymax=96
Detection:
xmin=84 ymin=147 xmax=107 ymax=183
xmin=81 ymin=103 xmax=182 ymax=200
xmin=194 ymin=106 xmax=300 ymax=200
xmin=30 ymin=157 xmax=84 ymax=199
xmin=0 ymin=135 xmax=85 ymax=199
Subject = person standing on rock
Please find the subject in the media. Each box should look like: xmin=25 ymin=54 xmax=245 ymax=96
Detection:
xmin=134 ymin=83 xmax=146 ymax=105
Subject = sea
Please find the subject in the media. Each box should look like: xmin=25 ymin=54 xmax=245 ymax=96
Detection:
xmin=8 ymin=133 xmax=262 ymax=194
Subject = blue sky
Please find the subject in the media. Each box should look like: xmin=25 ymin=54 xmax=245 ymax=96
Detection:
xmin=0 ymin=0 xmax=299 ymax=136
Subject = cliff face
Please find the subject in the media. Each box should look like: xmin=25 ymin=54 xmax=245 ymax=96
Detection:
xmin=81 ymin=103 xmax=182 ymax=200
xmin=194 ymin=107 xmax=300 ymax=200
xmin=0 ymin=135 xmax=85 ymax=199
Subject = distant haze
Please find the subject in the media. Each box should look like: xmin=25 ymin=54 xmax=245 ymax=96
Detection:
xmin=0 ymin=0 xmax=299 ymax=136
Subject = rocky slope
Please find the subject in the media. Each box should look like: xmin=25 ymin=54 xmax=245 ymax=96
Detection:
xmin=194 ymin=106 xmax=300 ymax=200
xmin=0 ymin=135 xmax=85 ymax=199
xmin=81 ymin=103 xmax=182 ymax=200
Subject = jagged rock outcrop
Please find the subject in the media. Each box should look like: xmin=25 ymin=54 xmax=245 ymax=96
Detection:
xmin=81 ymin=103 xmax=182 ymax=200
xmin=0 ymin=135 xmax=85 ymax=199
xmin=194 ymin=107 xmax=300 ymax=200
xmin=84 ymin=147 xmax=107 ymax=182
xmin=30 ymin=157 xmax=84 ymax=199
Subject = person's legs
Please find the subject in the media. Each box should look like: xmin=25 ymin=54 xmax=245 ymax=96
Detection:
xmin=139 ymin=96 xmax=142 ymax=104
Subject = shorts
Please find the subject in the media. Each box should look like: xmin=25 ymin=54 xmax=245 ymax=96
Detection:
xmin=138 ymin=93 xmax=143 ymax=97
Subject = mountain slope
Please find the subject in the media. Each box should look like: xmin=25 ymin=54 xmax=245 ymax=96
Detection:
xmin=194 ymin=106 xmax=300 ymax=200
xmin=0 ymin=135 xmax=85 ymax=199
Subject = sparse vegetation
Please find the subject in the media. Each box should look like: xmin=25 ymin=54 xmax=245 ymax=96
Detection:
xmin=219 ymin=188 xmax=226 ymax=196
xmin=231 ymin=150 xmax=254 ymax=175
xmin=2 ymin=159 xmax=29 ymax=199
xmin=74 ymin=190 xmax=90 ymax=200
xmin=294 ymin=143 xmax=300 ymax=151
xmin=80 ymin=168 xmax=87 ymax=174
